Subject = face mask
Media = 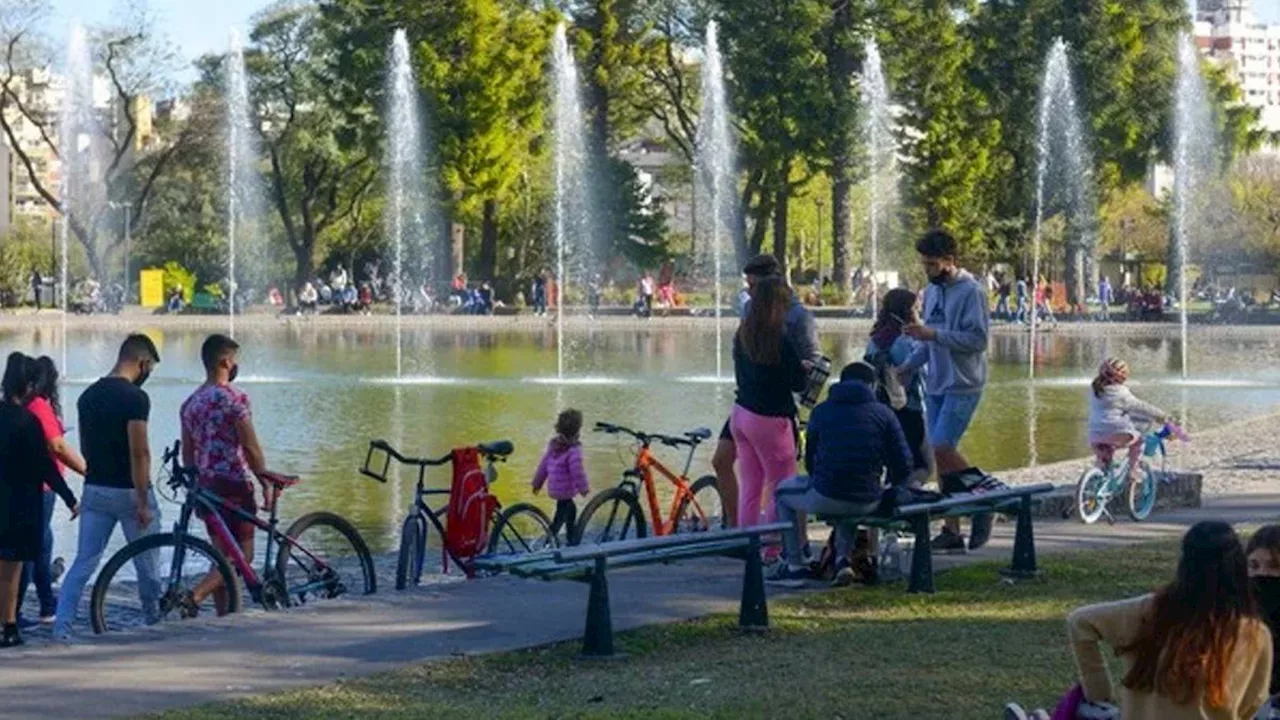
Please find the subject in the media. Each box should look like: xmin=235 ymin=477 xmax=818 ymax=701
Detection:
xmin=929 ymin=268 xmax=953 ymax=286
xmin=134 ymin=367 xmax=151 ymax=388
xmin=229 ymin=364 xmax=240 ymax=383
xmin=1254 ymin=576 xmax=1280 ymax=617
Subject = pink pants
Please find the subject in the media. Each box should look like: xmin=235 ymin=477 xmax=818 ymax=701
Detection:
xmin=730 ymin=404 xmax=797 ymax=528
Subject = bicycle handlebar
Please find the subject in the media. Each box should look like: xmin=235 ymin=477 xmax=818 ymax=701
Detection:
xmin=593 ymin=422 xmax=711 ymax=448
xmin=361 ymin=439 xmax=512 ymax=484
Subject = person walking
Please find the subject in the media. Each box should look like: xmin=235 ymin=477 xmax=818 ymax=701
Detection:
xmin=54 ymin=334 xmax=162 ymax=640
xmin=994 ymin=275 xmax=1012 ymax=321
xmin=712 ymin=254 xmax=819 ymax=529
xmin=865 ymin=288 xmax=931 ymax=486
xmin=898 ymin=230 xmax=1003 ymax=553
xmin=532 ymin=271 xmax=548 ymax=316
xmin=1015 ymin=276 xmax=1029 ymax=324
xmin=531 ymin=409 xmax=591 ymax=544
xmin=731 ymin=276 xmax=809 ymax=533
xmin=16 ymin=356 xmax=86 ymax=628
xmin=0 ymin=354 xmax=77 ymax=647
xmin=30 ymin=269 xmax=42 ymax=311
xmin=1099 ymin=275 xmax=1113 ymax=321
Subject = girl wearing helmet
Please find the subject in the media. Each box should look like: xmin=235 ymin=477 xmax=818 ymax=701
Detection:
xmin=1089 ymin=358 xmax=1170 ymax=480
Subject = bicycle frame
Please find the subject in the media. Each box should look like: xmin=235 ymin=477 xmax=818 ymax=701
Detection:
xmin=169 ymin=483 xmax=332 ymax=606
xmin=628 ymin=440 xmax=704 ymax=536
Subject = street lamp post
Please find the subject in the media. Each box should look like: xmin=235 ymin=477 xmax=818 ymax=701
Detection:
xmin=110 ymin=201 xmax=133 ymax=303
xmin=815 ymin=197 xmax=825 ymax=284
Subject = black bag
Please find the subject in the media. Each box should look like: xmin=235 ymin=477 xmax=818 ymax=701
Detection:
xmin=877 ymin=484 xmax=944 ymax=517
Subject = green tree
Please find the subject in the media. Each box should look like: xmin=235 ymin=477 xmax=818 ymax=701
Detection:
xmin=321 ymin=0 xmax=554 ymax=285
xmin=717 ymin=0 xmax=831 ymax=275
xmin=878 ymin=0 xmax=1004 ymax=261
xmin=247 ymin=3 xmax=379 ymax=289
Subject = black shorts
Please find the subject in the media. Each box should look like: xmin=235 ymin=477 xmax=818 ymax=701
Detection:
xmin=894 ymin=407 xmax=928 ymax=471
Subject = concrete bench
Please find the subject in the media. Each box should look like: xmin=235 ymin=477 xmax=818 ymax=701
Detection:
xmin=820 ymin=483 xmax=1055 ymax=593
xmin=474 ymin=522 xmax=792 ymax=657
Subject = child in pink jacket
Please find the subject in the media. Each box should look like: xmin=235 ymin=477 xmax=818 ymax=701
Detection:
xmin=532 ymin=409 xmax=591 ymax=543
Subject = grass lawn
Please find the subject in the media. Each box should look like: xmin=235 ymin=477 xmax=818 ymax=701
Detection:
xmin=143 ymin=542 xmax=1180 ymax=720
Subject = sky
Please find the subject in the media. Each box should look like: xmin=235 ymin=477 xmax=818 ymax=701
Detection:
xmin=50 ymin=0 xmax=268 ymax=84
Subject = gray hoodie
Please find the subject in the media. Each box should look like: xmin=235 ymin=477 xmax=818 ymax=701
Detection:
xmin=903 ymin=269 xmax=989 ymax=396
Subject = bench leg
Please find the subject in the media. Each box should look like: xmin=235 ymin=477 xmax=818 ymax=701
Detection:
xmin=739 ymin=535 xmax=768 ymax=631
xmin=1004 ymin=496 xmax=1040 ymax=579
xmin=908 ymin=515 xmax=935 ymax=594
xmin=581 ymin=557 xmax=615 ymax=657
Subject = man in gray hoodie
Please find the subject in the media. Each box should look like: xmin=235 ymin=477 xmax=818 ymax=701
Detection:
xmin=899 ymin=230 xmax=1004 ymax=552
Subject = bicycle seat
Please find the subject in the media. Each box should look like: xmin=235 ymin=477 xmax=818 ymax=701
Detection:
xmin=258 ymin=470 xmax=301 ymax=489
xmin=685 ymin=427 xmax=712 ymax=441
xmin=477 ymin=440 xmax=514 ymax=458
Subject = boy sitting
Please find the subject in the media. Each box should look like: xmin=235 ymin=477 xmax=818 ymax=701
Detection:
xmin=771 ymin=361 xmax=912 ymax=585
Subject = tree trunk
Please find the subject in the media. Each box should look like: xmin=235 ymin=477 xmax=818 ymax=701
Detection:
xmin=773 ymin=187 xmax=789 ymax=280
xmin=828 ymin=0 xmax=855 ymax=302
xmin=480 ymin=199 xmax=498 ymax=283
xmin=292 ymin=244 xmax=313 ymax=292
xmin=1064 ymin=241 xmax=1085 ymax=309
xmin=450 ymin=223 xmax=466 ymax=281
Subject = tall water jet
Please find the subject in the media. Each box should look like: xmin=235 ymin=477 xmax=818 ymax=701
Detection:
xmin=226 ymin=31 xmax=266 ymax=338
xmin=58 ymin=24 xmax=94 ymax=375
xmin=694 ymin=20 xmax=737 ymax=378
xmin=1171 ymin=32 xmax=1216 ymax=379
xmin=385 ymin=29 xmax=431 ymax=378
xmin=550 ymin=24 xmax=592 ymax=380
xmin=861 ymin=39 xmax=897 ymax=319
xmin=1030 ymin=39 xmax=1095 ymax=378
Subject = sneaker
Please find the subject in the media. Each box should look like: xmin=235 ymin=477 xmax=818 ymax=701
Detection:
xmin=1003 ymin=704 xmax=1030 ymax=720
xmin=16 ymin=616 xmax=39 ymax=631
xmin=767 ymin=563 xmax=813 ymax=584
xmin=930 ymin=527 xmax=967 ymax=554
xmin=831 ymin=560 xmax=856 ymax=588
xmin=0 ymin=624 xmax=24 ymax=648
xmin=52 ymin=556 xmax=65 ymax=583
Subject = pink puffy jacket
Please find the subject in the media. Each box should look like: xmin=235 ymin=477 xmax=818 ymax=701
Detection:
xmin=532 ymin=436 xmax=590 ymax=500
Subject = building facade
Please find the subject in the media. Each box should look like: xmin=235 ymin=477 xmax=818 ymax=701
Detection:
xmin=1196 ymin=0 xmax=1280 ymax=136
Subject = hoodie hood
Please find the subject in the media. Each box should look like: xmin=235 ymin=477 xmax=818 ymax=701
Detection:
xmin=826 ymin=381 xmax=877 ymax=405
xmin=548 ymin=435 xmax=579 ymax=454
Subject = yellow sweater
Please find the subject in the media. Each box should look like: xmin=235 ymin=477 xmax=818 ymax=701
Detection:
xmin=1067 ymin=594 xmax=1273 ymax=720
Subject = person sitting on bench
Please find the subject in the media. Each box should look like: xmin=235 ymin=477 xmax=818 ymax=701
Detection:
xmin=770 ymin=361 xmax=912 ymax=586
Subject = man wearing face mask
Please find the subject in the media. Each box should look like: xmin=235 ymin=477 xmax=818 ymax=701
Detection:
xmin=55 ymin=334 xmax=162 ymax=639
xmin=180 ymin=334 xmax=271 ymax=615
xmin=897 ymin=230 xmax=1004 ymax=553
xmin=1247 ymin=525 xmax=1280 ymax=715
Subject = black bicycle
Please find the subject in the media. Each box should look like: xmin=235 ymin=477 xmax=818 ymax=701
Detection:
xmin=360 ymin=439 xmax=555 ymax=589
xmin=90 ymin=441 xmax=375 ymax=634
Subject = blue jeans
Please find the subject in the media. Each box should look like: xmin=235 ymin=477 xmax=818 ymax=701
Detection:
xmin=993 ymin=295 xmax=1010 ymax=320
xmin=54 ymin=485 xmax=162 ymax=637
xmin=1014 ymin=297 xmax=1028 ymax=323
xmin=926 ymin=393 xmax=982 ymax=449
xmin=775 ymin=476 xmax=880 ymax=567
xmin=17 ymin=490 xmax=56 ymax=617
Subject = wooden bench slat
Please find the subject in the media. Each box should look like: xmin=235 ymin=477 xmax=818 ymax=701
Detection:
xmin=894 ymin=482 xmax=1054 ymax=517
xmin=511 ymin=539 xmax=755 ymax=581
xmin=556 ymin=522 xmax=792 ymax=563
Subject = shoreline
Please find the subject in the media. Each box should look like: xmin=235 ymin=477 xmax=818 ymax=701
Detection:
xmin=3 ymin=307 xmax=1279 ymax=338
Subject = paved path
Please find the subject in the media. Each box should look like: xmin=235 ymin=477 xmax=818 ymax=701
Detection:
xmin=4 ymin=487 xmax=1278 ymax=720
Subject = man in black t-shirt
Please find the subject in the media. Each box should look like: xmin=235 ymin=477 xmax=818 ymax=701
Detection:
xmin=54 ymin=334 xmax=162 ymax=639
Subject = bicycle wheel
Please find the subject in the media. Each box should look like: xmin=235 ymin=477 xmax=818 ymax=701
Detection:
xmin=276 ymin=511 xmax=376 ymax=606
xmin=674 ymin=475 xmax=726 ymax=533
xmin=1076 ymin=468 xmax=1109 ymax=525
xmin=575 ymin=487 xmax=647 ymax=545
xmin=395 ymin=513 xmax=427 ymax=591
xmin=1127 ymin=461 xmax=1158 ymax=521
xmin=487 ymin=503 xmax=557 ymax=554
xmin=91 ymin=532 xmax=241 ymax=635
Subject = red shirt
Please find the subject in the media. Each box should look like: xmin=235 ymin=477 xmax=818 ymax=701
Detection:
xmin=26 ymin=396 xmax=65 ymax=490
xmin=180 ymin=383 xmax=252 ymax=490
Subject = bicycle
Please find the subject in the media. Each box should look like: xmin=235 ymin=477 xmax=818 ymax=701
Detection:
xmin=1075 ymin=421 xmax=1187 ymax=525
xmin=360 ymin=439 xmax=554 ymax=589
xmin=90 ymin=441 xmax=375 ymax=634
xmin=575 ymin=422 xmax=723 ymax=544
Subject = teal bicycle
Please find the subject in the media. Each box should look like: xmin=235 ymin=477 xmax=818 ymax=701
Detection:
xmin=1076 ymin=422 xmax=1187 ymax=525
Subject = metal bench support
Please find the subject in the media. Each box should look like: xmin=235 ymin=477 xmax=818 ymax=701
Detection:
xmin=908 ymin=513 xmax=935 ymax=594
xmin=1004 ymin=495 xmax=1040 ymax=579
xmin=581 ymin=557 xmax=614 ymax=657
xmin=739 ymin=535 xmax=768 ymax=631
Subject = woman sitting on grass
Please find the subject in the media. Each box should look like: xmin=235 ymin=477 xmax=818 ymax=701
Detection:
xmin=1068 ymin=520 xmax=1272 ymax=720
xmin=1247 ymin=525 xmax=1280 ymax=718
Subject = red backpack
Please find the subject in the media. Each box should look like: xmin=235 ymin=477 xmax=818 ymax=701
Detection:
xmin=443 ymin=447 xmax=496 ymax=576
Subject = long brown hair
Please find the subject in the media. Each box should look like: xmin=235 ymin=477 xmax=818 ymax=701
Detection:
xmin=1121 ymin=521 xmax=1259 ymax=708
xmin=738 ymin=276 xmax=790 ymax=365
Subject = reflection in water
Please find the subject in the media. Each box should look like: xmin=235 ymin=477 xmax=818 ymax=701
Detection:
xmin=1 ymin=324 xmax=1276 ymax=554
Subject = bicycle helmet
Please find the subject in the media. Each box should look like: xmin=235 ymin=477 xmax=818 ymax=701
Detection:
xmin=1098 ymin=357 xmax=1129 ymax=385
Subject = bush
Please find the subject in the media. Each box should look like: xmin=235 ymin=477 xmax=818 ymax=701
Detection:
xmin=162 ymin=262 xmax=197 ymax=302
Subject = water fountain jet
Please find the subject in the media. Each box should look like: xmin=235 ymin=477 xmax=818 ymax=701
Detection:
xmin=861 ymin=39 xmax=897 ymax=319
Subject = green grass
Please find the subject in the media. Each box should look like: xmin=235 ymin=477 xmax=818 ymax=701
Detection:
xmin=143 ymin=543 xmax=1180 ymax=720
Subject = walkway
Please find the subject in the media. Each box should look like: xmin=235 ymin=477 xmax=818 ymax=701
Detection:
xmin=4 ymin=483 xmax=1278 ymax=720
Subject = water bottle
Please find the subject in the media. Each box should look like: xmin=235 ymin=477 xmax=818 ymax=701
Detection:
xmin=800 ymin=356 xmax=831 ymax=408
xmin=878 ymin=533 xmax=905 ymax=583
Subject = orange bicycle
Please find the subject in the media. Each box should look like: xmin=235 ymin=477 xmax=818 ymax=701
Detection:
xmin=576 ymin=422 xmax=724 ymax=544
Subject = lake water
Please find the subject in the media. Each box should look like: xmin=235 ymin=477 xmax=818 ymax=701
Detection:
xmin=4 ymin=323 xmax=1279 ymax=555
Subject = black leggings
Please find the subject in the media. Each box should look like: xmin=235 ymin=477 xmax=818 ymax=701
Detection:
xmin=550 ymin=499 xmax=578 ymax=542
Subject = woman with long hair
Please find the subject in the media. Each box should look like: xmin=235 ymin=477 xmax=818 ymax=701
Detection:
xmin=1067 ymin=520 xmax=1272 ymax=719
xmin=0 ymin=353 xmax=77 ymax=647
xmin=730 ymin=276 xmax=808 ymax=531
xmin=865 ymin=287 xmax=931 ymax=485
xmin=16 ymin=356 xmax=86 ymax=626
